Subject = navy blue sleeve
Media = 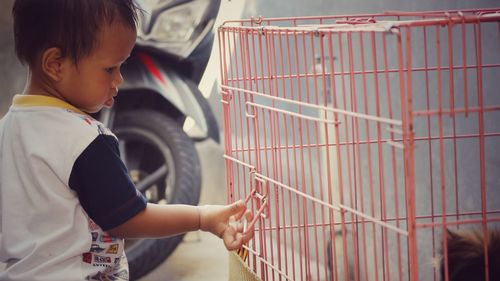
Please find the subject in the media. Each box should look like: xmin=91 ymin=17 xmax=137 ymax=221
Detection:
xmin=68 ymin=134 xmax=147 ymax=231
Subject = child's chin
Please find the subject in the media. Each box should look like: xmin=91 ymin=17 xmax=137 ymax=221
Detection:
xmin=104 ymin=98 xmax=114 ymax=107
xmin=85 ymin=106 xmax=104 ymax=114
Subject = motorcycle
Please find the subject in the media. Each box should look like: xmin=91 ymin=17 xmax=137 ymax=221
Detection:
xmin=95 ymin=0 xmax=221 ymax=279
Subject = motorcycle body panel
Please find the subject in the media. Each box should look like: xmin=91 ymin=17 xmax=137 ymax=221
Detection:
xmin=119 ymin=50 xmax=218 ymax=142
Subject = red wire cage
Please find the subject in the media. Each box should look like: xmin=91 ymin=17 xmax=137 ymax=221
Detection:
xmin=218 ymin=9 xmax=500 ymax=281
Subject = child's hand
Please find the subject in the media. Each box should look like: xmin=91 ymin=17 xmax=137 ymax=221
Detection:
xmin=198 ymin=200 xmax=254 ymax=251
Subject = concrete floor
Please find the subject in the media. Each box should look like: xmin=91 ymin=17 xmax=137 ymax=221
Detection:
xmin=139 ymin=140 xmax=230 ymax=281
xmin=139 ymin=231 xmax=229 ymax=281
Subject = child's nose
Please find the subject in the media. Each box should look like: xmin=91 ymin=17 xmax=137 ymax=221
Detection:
xmin=113 ymin=71 xmax=124 ymax=88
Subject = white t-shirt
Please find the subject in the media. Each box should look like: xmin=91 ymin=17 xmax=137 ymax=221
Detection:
xmin=0 ymin=95 xmax=147 ymax=281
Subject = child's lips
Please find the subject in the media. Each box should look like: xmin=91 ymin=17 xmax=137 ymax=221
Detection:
xmin=104 ymin=97 xmax=114 ymax=107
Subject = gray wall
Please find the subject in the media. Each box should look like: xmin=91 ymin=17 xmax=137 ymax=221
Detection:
xmin=0 ymin=0 xmax=26 ymax=116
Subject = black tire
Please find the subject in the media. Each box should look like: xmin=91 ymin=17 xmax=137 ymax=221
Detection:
xmin=114 ymin=109 xmax=201 ymax=280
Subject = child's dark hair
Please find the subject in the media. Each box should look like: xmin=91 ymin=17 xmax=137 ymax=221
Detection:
xmin=12 ymin=0 xmax=139 ymax=66
xmin=441 ymin=229 xmax=500 ymax=281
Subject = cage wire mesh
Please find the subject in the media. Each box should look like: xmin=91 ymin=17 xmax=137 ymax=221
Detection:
xmin=218 ymin=9 xmax=500 ymax=281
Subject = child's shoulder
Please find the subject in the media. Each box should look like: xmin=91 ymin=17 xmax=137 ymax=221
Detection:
xmin=66 ymin=110 xmax=114 ymax=137
xmin=33 ymin=108 xmax=109 ymax=137
xmin=57 ymin=110 xmax=118 ymax=145
xmin=14 ymin=107 xmax=116 ymax=148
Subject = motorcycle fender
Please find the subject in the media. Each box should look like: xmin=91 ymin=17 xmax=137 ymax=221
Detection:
xmin=120 ymin=52 xmax=210 ymax=139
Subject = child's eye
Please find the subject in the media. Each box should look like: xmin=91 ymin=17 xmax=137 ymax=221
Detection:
xmin=105 ymin=67 xmax=116 ymax=73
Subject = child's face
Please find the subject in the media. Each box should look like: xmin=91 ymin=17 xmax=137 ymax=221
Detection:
xmin=58 ymin=20 xmax=137 ymax=113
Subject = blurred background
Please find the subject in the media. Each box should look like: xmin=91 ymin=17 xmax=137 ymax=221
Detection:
xmin=1 ymin=0 xmax=498 ymax=280
xmin=4 ymin=0 xmax=500 ymax=120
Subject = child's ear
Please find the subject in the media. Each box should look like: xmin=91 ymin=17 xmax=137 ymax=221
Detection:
xmin=41 ymin=47 xmax=66 ymax=82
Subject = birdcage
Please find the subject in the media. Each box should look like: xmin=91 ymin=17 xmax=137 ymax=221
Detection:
xmin=218 ymin=9 xmax=500 ymax=281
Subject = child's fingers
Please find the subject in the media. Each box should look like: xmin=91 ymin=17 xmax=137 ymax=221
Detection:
xmin=225 ymin=201 xmax=256 ymax=247
xmin=242 ymin=230 xmax=254 ymax=244
xmin=242 ymin=226 xmax=254 ymax=241
xmin=229 ymin=200 xmax=247 ymax=221
xmin=229 ymin=200 xmax=245 ymax=213
xmin=244 ymin=209 xmax=253 ymax=232
xmin=234 ymin=209 xmax=253 ymax=232
xmin=223 ymin=229 xmax=243 ymax=251
xmin=222 ymin=209 xmax=254 ymax=250
xmin=228 ymin=214 xmax=243 ymax=232
xmin=230 ymin=208 xmax=254 ymax=233
xmin=244 ymin=209 xmax=253 ymax=223
xmin=235 ymin=221 xmax=244 ymax=232
xmin=241 ymin=210 xmax=255 ymax=242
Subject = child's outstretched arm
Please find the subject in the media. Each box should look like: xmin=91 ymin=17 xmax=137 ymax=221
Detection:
xmin=199 ymin=201 xmax=254 ymax=250
xmin=107 ymin=200 xmax=254 ymax=251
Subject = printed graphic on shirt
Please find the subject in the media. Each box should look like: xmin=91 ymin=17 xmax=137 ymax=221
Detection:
xmin=77 ymin=114 xmax=115 ymax=137
xmin=87 ymin=269 xmax=129 ymax=281
xmin=83 ymin=253 xmax=92 ymax=264
xmin=83 ymin=219 xmax=128 ymax=280
xmin=100 ymin=233 xmax=118 ymax=243
xmin=97 ymin=124 xmax=106 ymax=135
xmin=94 ymin=254 xmax=113 ymax=265
xmin=106 ymin=244 xmax=119 ymax=254
xmin=81 ymin=116 xmax=92 ymax=125
xmin=90 ymin=244 xmax=106 ymax=253
xmin=86 ymin=257 xmax=129 ymax=281
xmin=89 ymin=220 xmax=100 ymax=230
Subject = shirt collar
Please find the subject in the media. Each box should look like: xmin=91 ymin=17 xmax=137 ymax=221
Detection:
xmin=12 ymin=95 xmax=87 ymax=115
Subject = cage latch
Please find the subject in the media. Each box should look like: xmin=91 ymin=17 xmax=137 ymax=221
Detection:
xmin=243 ymin=172 xmax=270 ymax=233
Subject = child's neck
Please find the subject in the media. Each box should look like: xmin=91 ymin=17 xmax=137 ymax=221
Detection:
xmin=23 ymin=69 xmax=65 ymax=102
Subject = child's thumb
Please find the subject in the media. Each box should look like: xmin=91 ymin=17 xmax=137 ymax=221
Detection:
xmin=227 ymin=200 xmax=246 ymax=218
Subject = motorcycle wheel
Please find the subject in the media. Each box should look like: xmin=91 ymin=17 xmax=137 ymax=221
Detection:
xmin=113 ymin=109 xmax=201 ymax=280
